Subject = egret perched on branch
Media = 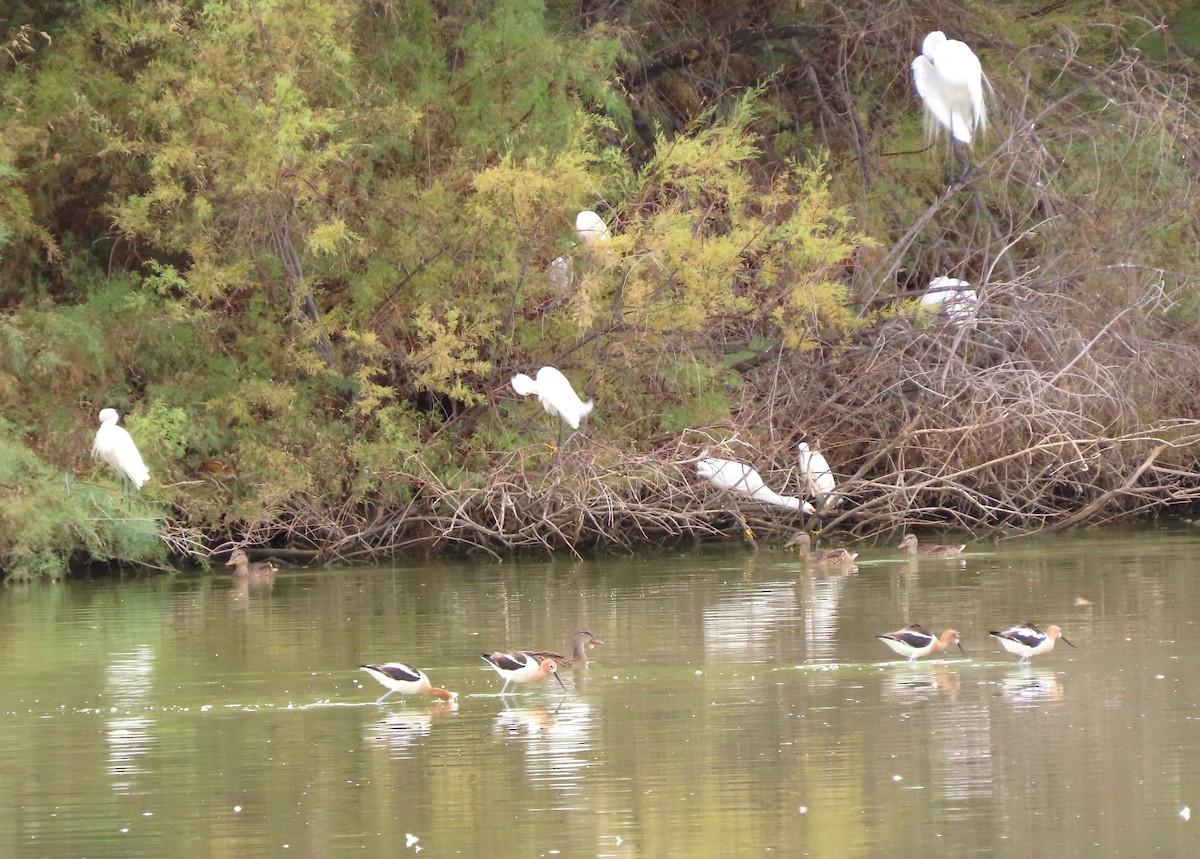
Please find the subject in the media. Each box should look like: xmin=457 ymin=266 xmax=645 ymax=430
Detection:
xmin=575 ymin=210 xmax=610 ymax=245
xmin=911 ymin=31 xmax=988 ymax=145
xmin=919 ymin=276 xmax=978 ymax=326
xmin=511 ymin=366 xmax=594 ymax=447
xmin=796 ymin=442 xmax=841 ymax=510
xmin=92 ymin=408 xmax=149 ymax=491
xmin=696 ymin=456 xmax=815 ymax=514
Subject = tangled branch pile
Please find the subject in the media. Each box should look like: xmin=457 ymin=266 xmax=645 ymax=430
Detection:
xmin=6 ymin=1 xmax=1200 ymax=574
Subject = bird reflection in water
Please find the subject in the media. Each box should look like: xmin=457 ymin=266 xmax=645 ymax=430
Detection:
xmin=493 ymin=697 xmax=595 ymax=807
xmin=363 ymin=700 xmax=457 ymax=758
xmin=882 ymin=668 xmax=960 ymax=705
xmin=1001 ymin=668 xmax=1064 ymax=707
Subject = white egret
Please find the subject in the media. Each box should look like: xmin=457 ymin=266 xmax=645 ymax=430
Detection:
xmin=919 ymin=276 xmax=978 ymax=325
xmin=696 ymin=456 xmax=816 ymax=514
xmin=575 ymin=210 xmax=610 ymax=245
xmin=545 ymin=254 xmax=573 ymax=290
xmin=91 ymin=408 xmax=149 ymax=490
xmin=796 ymin=441 xmax=841 ymax=510
xmin=511 ymin=366 xmax=594 ymax=446
xmin=911 ymin=31 xmax=988 ymax=145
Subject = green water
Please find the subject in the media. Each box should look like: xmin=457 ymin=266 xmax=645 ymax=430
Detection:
xmin=2 ymin=528 xmax=1198 ymax=856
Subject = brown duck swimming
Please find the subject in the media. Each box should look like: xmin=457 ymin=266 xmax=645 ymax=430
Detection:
xmin=786 ymin=532 xmax=858 ymax=565
xmin=525 ymin=629 xmax=605 ymax=669
xmin=225 ymin=549 xmax=277 ymax=577
xmin=898 ymin=534 xmax=965 ymax=557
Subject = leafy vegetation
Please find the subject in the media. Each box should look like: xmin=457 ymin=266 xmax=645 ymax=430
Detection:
xmin=3 ymin=1 xmax=1200 ymax=577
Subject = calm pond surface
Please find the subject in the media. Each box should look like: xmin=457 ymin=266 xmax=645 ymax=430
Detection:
xmin=2 ymin=527 xmax=1199 ymax=857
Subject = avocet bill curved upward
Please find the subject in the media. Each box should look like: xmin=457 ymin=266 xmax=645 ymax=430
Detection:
xmin=481 ymin=651 xmax=568 ymax=695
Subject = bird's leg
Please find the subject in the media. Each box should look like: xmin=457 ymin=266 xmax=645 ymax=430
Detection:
xmin=950 ymin=144 xmax=977 ymax=189
xmin=375 ymin=689 xmax=396 ymax=704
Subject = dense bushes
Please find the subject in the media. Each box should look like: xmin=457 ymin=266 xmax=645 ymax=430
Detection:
xmin=3 ymin=1 xmax=1200 ymax=577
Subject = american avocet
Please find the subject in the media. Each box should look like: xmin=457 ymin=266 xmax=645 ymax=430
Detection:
xmin=989 ymin=622 xmax=1075 ymax=662
xmin=359 ymin=662 xmax=457 ymax=703
xmin=526 ymin=629 xmax=605 ymax=669
xmin=225 ymin=549 xmax=277 ymax=577
xmin=877 ymin=624 xmax=965 ymax=661
xmin=786 ymin=532 xmax=858 ymax=566
xmin=481 ymin=652 xmax=568 ymax=694
xmin=898 ymin=534 xmax=965 ymax=557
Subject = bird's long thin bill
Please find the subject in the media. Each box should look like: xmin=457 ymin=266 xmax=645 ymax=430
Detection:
xmin=553 ymin=671 xmax=568 ymax=691
xmin=1062 ymin=637 xmax=1077 ymax=648
xmin=956 ymin=642 xmax=967 ymax=655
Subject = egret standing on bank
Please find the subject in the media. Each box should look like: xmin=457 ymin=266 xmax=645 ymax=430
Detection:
xmin=92 ymin=408 xmax=150 ymax=491
xmin=796 ymin=441 xmax=841 ymax=510
xmin=911 ymin=31 xmax=988 ymax=145
xmin=511 ymin=366 xmax=594 ymax=447
xmin=696 ymin=456 xmax=815 ymax=514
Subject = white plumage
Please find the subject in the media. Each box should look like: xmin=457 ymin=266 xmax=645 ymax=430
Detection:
xmin=575 ymin=210 xmax=610 ymax=245
xmin=911 ymin=31 xmax=988 ymax=145
xmin=796 ymin=441 xmax=841 ymax=509
xmin=512 ymin=366 xmax=594 ymax=444
xmin=919 ymin=276 xmax=979 ymax=325
xmin=696 ymin=456 xmax=815 ymax=514
xmin=91 ymin=408 xmax=149 ymax=489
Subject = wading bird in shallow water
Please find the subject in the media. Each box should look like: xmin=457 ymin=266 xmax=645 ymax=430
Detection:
xmin=225 ymin=549 xmax=277 ymax=578
xmin=796 ymin=442 xmax=841 ymax=510
xmin=525 ymin=629 xmax=605 ymax=669
xmin=696 ymin=456 xmax=815 ymax=513
xmin=481 ymin=652 xmax=567 ymax=695
xmin=92 ymin=408 xmax=150 ymax=491
xmin=899 ymin=534 xmax=965 ymax=557
xmin=877 ymin=624 xmax=965 ymax=662
xmin=786 ymin=532 xmax=857 ymax=566
xmin=511 ymin=366 xmax=594 ymax=447
xmin=911 ymin=31 xmax=988 ymax=145
xmin=989 ymin=622 xmax=1075 ymax=662
xmin=359 ymin=662 xmax=457 ymax=704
